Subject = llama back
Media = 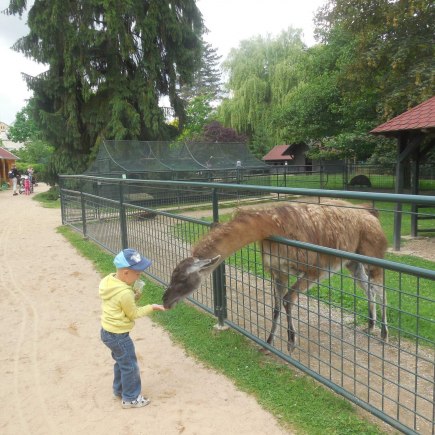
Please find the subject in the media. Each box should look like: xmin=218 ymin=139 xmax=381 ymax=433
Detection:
xmin=192 ymin=200 xmax=387 ymax=262
xmin=192 ymin=207 xmax=287 ymax=259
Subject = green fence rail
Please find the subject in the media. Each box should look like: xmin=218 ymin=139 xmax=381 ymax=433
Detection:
xmin=59 ymin=175 xmax=435 ymax=434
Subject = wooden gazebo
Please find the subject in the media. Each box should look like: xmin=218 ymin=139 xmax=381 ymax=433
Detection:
xmin=370 ymin=96 xmax=435 ymax=250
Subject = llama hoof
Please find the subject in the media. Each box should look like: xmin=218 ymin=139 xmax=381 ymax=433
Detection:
xmin=287 ymin=341 xmax=296 ymax=353
xmin=259 ymin=347 xmax=271 ymax=355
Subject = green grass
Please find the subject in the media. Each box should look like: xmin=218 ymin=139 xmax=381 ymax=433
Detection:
xmin=33 ymin=189 xmax=61 ymax=208
xmin=266 ymin=172 xmax=435 ymax=191
xmin=57 ymin=225 xmax=388 ymax=435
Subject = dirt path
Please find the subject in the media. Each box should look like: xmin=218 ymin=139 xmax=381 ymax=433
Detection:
xmin=0 ymin=185 xmax=292 ymax=435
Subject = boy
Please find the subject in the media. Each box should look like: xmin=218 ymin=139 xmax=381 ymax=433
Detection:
xmin=99 ymin=248 xmax=166 ymax=408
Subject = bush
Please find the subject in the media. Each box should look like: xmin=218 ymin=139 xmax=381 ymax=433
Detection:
xmin=40 ymin=186 xmax=60 ymax=201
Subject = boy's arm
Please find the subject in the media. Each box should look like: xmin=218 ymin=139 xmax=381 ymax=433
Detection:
xmin=151 ymin=304 xmax=166 ymax=311
xmin=120 ymin=293 xmax=165 ymax=319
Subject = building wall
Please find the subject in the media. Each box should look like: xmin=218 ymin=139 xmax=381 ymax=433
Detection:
xmin=0 ymin=121 xmax=24 ymax=151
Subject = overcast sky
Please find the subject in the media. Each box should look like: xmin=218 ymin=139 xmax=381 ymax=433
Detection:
xmin=0 ymin=0 xmax=324 ymax=125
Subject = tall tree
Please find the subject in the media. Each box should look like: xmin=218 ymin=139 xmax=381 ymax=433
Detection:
xmin=315 ymin=0 xmax=434 ymax=119
xmin=219 ymin=1 xmax=433 ymax=161
xmin=177 ymin=40 xmax=223 ymax=141
xmin=6 ymin=0 xmax=204 ymax=177
xmin=7 ymin=104 xmax=40 ymax=143
xmin=179 ymin=41 xmax=223 ymax=102
xmin=218 ymin=28 xmax=306 ymax=154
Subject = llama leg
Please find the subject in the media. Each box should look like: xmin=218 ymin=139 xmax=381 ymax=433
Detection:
xmin=381 ymin=291 xmax=388 ymax=341
xmin=282 ymin=289 xmax=297 ymax=352
xmin=348 ymin=262 xmax=376 ymax=334
xmin=369 ymin=267 xmax=388 ymax=342
xmin=348 ymin=262 xmax=388 ymax=341
xmin=266 ymin=274 xmax=286 ymax=346
xmin=284 ymin=272 xmax=318 ymax=352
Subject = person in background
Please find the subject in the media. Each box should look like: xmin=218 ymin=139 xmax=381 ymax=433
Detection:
xmin=25 ymin=167 xmax=34 ymax=192
xmin=24 ymin=175 xmax=31 ymax=195
xmin=8 ymin=164 xmax=19 ymax=196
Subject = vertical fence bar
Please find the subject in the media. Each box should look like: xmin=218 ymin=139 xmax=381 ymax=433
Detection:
xmin=410 ymin=159 xmax=419 ymax=237
xmin=59 ymin=177 xmax=66 ymax=225
xmin=119 ymin=180 xmax=128 ymax=249
xmin=394 ymin=161 xmax=404 ymax=250
xmin=80 ymin=179 xmax=87 ymax=238
xmin=211 ymin=188 xmax=227 ymax=328
xmin=320 ymin=161 xmax=325 ymax=189
xmin=343 ymin=159 xmax=349 ymax=189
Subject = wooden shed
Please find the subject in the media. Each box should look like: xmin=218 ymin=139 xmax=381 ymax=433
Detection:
xmin=263 ymin=143 xmax=312 ymax=168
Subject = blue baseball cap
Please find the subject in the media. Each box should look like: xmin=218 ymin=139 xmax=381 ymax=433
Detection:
xmin=113 ymin=249 xmax=152 ymax=271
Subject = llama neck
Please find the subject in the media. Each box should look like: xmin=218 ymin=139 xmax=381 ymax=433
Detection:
xmin=191 ymin=207 xmax=293 ymax=259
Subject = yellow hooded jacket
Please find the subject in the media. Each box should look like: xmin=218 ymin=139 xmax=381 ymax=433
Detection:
xmin=99 ymin=273 xmax=153 ymax=333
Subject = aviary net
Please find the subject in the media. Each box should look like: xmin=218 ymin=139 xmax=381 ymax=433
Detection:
xmin=85 ymin=140 xmax=268 ymax=178
xmin=80 ymin=140 xmax=271 ymax=207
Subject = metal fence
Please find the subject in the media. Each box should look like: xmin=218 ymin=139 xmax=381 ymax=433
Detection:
xmin=85 ymin=161 xmax=435 ymax=193
xmin=59 ymin=175 xmax=435 ymax=434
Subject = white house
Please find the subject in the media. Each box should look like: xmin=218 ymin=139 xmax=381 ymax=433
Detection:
xmin=0 ymin=121 xmax=24 ymax=151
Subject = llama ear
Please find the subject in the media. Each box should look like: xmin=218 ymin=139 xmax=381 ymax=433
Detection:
xmin=209 ymin=255 xmax=221 ymax=266
xmin=190 ymin=255 xmax=221 ymax=273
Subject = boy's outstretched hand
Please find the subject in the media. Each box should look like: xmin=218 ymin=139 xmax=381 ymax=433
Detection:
xmin=152 ymin=304 xmax=166 ymax=311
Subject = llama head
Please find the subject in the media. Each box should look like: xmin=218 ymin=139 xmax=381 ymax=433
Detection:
xmin=162 ymin=255 xmax=221 ymax=309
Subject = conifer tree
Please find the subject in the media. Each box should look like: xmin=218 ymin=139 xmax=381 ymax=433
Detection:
xmin=6 ymin=0 xmax=204 ymax=177
xmin=179 ymin=41 xmax=223 ymax=102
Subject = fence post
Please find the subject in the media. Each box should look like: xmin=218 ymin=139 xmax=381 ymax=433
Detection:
xmin=410 ymin=159 xmax=419 ymax=237
xmin=211 ymin=188 xmax=228 ymax=329
xmin=320 ymin=161 xmax=325 ymax=189
xmin=343 ymin=159 xmax=349 ymax=190
xmin=59 ymin=176 xmax=66 ymax=225
xmin=80 ymin=178 xmax=88 ymax=238
xmin=119 ymin=180 xmax=129 ymax=249
xmin=393 ymin=161 xmax=404 ymax=250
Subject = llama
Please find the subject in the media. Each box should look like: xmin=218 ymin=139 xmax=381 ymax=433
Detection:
xmin=162 ymin=199 xmax=388 ymax=352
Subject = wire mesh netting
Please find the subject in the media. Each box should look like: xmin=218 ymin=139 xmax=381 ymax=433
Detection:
xmin=85 ymin=140 xmax=268 ymax=178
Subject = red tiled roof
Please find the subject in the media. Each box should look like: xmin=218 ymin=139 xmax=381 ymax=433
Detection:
xmin=371 ymin=96 xmax=435 ymax=134
xmin=263 ymin=145 xmax=294 ymax=161
xmin=0 ymin=147 xmax=19 ymax=160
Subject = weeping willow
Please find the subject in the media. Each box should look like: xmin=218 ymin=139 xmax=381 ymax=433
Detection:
xmin=219 ymin=28 xmax=306 ymax=147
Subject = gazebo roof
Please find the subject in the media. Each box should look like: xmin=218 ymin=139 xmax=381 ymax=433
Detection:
xmin=371 ymin=96 xmax=435 ymax=135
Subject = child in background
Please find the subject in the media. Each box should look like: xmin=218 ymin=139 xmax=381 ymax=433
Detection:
xmin=24 ymin=175 xmax=31 ymax=195
xmin=99 ymin=248 xmax=166 ymax=408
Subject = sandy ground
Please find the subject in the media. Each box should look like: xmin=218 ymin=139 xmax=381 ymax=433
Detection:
xmin=0 ymin=185 xmax=292 ymax=435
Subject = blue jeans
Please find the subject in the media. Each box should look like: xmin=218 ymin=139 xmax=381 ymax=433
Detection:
xmin=100 ymin=329 xmax=141 ymax=401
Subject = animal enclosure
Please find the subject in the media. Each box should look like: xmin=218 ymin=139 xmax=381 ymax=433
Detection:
xmin=59 ymin=175 xmax=435 ymax=435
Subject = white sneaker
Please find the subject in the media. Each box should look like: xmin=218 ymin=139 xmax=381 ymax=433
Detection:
xmin=122 ymin=395 xmax=150 ymax=409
